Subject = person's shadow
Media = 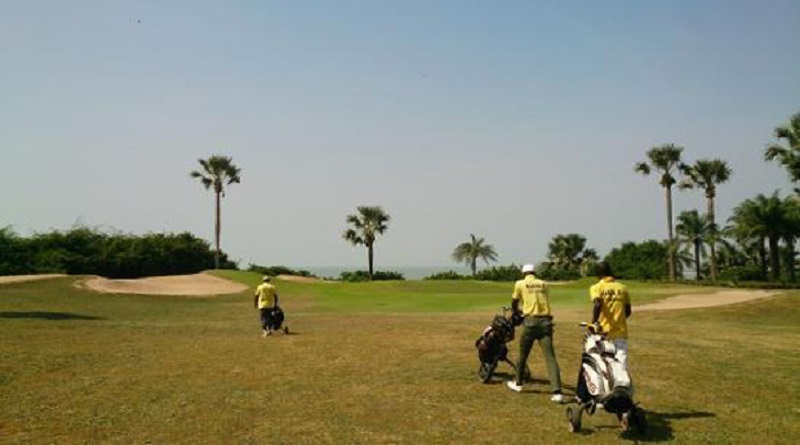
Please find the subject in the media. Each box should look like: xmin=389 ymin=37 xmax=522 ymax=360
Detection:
xmin=619 ymin=409 xmax=716 ymax=442
xmin=0 ymin=311 xmax=103 ymax=321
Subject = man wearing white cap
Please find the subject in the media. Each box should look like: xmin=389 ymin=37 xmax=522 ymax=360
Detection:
xmin=506 ymin=263 xmax=565 ymax=403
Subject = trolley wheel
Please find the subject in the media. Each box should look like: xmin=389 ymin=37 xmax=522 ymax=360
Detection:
xmin=567 ymin=406 xmax=582 ymax=433
xmin=619 ymin=411 xmax=630 ymax=432
xmin=478 ymin=362 xmax=495 ymax=383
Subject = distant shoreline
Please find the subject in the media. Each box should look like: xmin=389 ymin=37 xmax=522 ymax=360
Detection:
xmin=300 ymin=266 xmax=467 ymax=280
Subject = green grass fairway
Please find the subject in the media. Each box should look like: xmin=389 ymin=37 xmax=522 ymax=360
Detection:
xmin=2 ymin=273 xmax=798 ymax=443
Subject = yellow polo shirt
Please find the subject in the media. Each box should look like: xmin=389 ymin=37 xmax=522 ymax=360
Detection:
xmin=590 ymin=277 xmax=630 ymax=339
xmin=255 ymin=283 xmax=277 ymax=309
xmin=512 ymin=274 xmax=551 ymax=317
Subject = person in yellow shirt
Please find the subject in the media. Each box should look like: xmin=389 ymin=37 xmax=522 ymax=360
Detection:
xmin=589 ymin=261 xmax=631 ymax=367
xmin=254 ymin=276 xmax=279 ymax=337
xmin=506 ymin=264 xmax=565 ymax=403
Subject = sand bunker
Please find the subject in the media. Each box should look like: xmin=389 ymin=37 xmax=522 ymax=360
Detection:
xmin=0 ymin=274 xmax=67 ymax=284
xmin=639 ymin=289 xmax=782 ymax=311
xmin=276 ymin=274 xmax=329 ymax=284
xmin=81 ymin=273 xmax=248 ymax=296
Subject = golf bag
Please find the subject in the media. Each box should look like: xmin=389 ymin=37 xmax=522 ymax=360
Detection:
xmin=567 ymin=323 xmax=646 ymax=433
xmin=475 ymin=307 xmax=529 ymax=383
xmin=263 ymin=306 xmax=289 ymax=334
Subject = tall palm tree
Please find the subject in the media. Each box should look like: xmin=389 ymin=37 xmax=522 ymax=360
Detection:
xmin=680 ymin=159 xmax=732 ymax=281
xmin=342 ymin=206 xmax=390 ymax=280
xmin=190 ymin=155 xmax=242 ymax=269
xmin=730 ymin=193 xmax=788 ymax=282
xmin=676 ymin=210 xmax=711 ymax=280
xmin=451 ymin=234 xmax=498 ymax=276
xmin=635 ymin=144 xmax=685 ymax=281
xmin=764 ymin=111 xmax=800 ymax=190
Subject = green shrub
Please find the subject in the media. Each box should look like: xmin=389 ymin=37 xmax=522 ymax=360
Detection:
xmin=247 ymin=264 xmax=315 ymax=278
xmin=534 ymin=263 xmax=582 ymax=281
xmin=719 ymin=265 xmax=765 ymax=282
xmin=0 ymin=225 xmax=233 ymax=278
xmin=605 ymin=240 xmax=668 ymax=280
xmin=424 ymin=270 xmax=467 ymax=280
xmin=474 ymin=264 xmax=521 ymax=282
xmin=339 ymin=270 xmax=405 ymax=282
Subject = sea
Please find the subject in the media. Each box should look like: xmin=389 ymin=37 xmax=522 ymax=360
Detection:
xmin=300 ymin=266 xmax=467 ymax=280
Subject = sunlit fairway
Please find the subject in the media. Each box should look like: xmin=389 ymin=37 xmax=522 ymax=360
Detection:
xmin=1 ymin=273 xmax=798 ymax=443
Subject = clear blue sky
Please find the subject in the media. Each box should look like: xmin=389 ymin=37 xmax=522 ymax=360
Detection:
xmin=2 ymin=1 xmax=798 ymax=270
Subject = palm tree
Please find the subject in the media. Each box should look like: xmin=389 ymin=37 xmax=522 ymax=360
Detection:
xmin=764 ymin=111 xmax=800 ymax=190
xmin=724 ymin=218 xmax=769 ymax=280
xmin=342 ymin=206 xmax=390 ymax=280
xmin=547 ymin=233 xmax=588 ymax=269
xmin=190 ymin=155 xmax=242 ymax=269
xmin=675 ymin=210 xmax=711 ymax=280
xmin=579 ymin=248 xmax=599 ymax=277
xmin=680 ymin=159 xmax=732 ymax=281
xmin=635 ymin=144 xmax=685 ymax=281
xmin=730 ymin=193 xmax=788 ymax=282
xmin=547 ymin=233 xmax=597 ymax=276
xmin=780 ymin=196 xmax=800 ymax=282
xmin=451 ymin=234 xmax=499 ymax=276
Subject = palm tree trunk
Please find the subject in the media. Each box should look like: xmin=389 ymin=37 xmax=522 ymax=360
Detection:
xmin=786 ymin=236 xmax=796 ymax=282
xmin=666 ymin=186 xmax=676 ymax=281
xmin=707 ymin=194 xmax=718 ymax=281
xmin=767 ymin=235 xmax=780 ymax=282
xmin=367 ymin=243 xmax=374 ymax=281
xmin=694 ymin=241 xmax=701 ymax=280
xmin=214 ymin=190 xmax=221 ymax=270
xmin=471 ymin=258 xmax=477 ymax=277
xmin=758 ymin=237 xmax=768 ymax=279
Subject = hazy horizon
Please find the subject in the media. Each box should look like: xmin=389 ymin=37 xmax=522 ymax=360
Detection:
xmin=2 ymin=1 xmax=798 ymax=269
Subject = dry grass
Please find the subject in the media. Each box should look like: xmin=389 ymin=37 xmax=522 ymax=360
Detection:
xmin=1 ymin=275 xmax=798 ymax=443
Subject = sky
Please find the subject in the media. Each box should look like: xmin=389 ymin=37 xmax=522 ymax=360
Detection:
xmin=2 ymin=0 xmax=799 ymax=271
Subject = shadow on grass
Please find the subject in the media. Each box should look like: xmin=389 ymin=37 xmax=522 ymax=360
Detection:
xmin=483 ymin=371 xmax=578 ymax=394
xmin=0 ymin=311 xmax=104 ymax=321
xmin=618 ymin=409 xmax=716 ymax=442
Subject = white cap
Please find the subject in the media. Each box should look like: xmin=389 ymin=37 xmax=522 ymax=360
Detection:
xmin=262 ymin=276 xmax=271 ymax=282
xmin=521 ymin=264 xmax=535 ymax=274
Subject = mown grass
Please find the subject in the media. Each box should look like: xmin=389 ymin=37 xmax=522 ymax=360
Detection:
xmin=1 ymin=273 xmax=797 ymax=443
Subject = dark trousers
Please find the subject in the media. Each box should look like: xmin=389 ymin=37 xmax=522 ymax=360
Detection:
xmin=260 ymin=308 xmax=274 ymax=330
xmin=516 ymin=316 xmax=562 ymax=392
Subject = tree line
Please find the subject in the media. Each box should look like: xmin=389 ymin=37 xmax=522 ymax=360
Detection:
xmin=0 ymin=226 xmax=233 ymax=278
xmin=436 ymin=111 xmax=800 ymax=283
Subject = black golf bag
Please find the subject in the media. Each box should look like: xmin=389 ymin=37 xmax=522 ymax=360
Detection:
xmin=263 ymin=306 xmax=289 ymax=334
xmin=475 ymin=307 xmax=528 ymax=383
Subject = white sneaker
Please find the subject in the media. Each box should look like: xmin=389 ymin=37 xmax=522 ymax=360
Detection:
xmin=262 ymin=330 xmax=268 ymax=338
xmin=506 ymin=381 xmax=523 ymax=392
xmin=550 ymin=393 xmax=566 ymax=403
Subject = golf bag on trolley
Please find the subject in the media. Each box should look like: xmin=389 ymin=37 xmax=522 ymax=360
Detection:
xmin=567 ymin=323 xmax=646 ymax=433
xmin=263 ymin=306 xmax=289 ymax=334
xmin=474 ymin=307 xmax=530 ymax=383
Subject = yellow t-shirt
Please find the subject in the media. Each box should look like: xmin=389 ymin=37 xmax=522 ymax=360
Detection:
xmin=255 ymin=283 xmax=277 ymax=309
xmin=590 ymin=277 xmax=630 ymax=339
xmin=512 ymin=275 xmax=551 ymax=317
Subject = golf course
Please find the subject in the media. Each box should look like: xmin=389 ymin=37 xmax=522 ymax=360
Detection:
xmin=2 ymin=272 xmax=797 ymax=444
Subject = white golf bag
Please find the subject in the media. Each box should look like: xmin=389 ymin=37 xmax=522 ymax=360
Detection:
xmin=579 ymin=327 xmax=633 ymax=413
xmin=567 ymin=323 xmax=646 ymax=434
